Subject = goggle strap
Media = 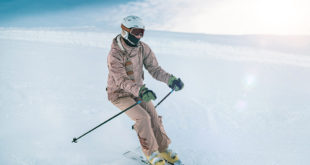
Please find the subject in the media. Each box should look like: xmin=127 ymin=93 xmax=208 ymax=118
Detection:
xmin=121 ymin=24 xmax=131 ymax=33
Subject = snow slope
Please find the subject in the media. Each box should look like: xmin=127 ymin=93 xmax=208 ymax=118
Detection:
xmin=1 ymin=28 xmax=310 ymax=165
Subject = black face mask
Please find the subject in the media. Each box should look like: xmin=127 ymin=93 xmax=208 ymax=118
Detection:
xmin=127 ymin=33 xmax=140 ymax=46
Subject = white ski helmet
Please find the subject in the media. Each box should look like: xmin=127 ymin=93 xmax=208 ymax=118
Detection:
xmin=121 ymin=15 xmax=145 ymax=43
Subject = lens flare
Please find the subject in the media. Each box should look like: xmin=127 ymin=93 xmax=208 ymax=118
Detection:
xmin=244 ymin=74 xmax=256 ymax=90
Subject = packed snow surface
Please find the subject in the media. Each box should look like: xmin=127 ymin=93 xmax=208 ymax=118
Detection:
xmin=1 ymin=28 xmax=310 ymax=165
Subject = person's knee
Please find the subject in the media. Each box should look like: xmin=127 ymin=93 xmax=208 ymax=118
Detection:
xmin=136 ymin=112 xmax=151 ymax=126
xmin=140 ymin=112 xmax=151 ymax=122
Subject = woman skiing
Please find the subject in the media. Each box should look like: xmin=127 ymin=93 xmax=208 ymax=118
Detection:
xmin=106 ymin=15 xmax=184 ymax=165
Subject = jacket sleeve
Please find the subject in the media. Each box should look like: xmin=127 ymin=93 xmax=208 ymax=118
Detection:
xmin=142 ymin=44 xmax=171 ymax=84
xmin=108 ymin=49 xmax=142 ymax=97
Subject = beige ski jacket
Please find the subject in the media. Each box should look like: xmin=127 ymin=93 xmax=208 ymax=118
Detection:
xmin=107 ymin=35 xmax=172 ymax=102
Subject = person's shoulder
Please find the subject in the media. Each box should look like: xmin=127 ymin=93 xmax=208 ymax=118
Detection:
xmin=109 ymin=35 xmax=122 ymax=52
xmin=139 ymin=41 xmax=151 ymax=51
xmin=110 ymin=35 xmax=120 ymax=46
xmin=109 ymin=39 xmax=123 ymax=58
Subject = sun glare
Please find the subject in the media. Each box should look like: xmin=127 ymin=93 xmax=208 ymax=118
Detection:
xmin=254 ymin=0 xmax=302 ymax=34
xmin=171 ymin=0 xmax=310 ymax=35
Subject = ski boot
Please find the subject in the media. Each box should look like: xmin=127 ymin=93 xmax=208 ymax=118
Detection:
xmin=160 ymin=149 xmax=182 ymax=165
xmin=146 ymin=151 xmax=166 ymax=165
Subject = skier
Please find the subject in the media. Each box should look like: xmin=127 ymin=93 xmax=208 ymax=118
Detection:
xmin=106 ymin=15 xmax=184 ymax=165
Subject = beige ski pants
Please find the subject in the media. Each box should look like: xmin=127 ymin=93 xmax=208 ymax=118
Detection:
xmin=112 ymin=97 xmax=171 ymax=156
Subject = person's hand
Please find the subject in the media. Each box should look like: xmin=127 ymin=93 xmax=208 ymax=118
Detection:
xmin=139 ymin=85 xmax=157 ymax=102
xmin=168 ymin=75 xmax=184 ymax=91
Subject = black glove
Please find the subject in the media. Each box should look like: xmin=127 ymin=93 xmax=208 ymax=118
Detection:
xmin=168 ymin=75 xmax=184 ymax=91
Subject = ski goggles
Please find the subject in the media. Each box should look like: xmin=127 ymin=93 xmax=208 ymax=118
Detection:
xmin=130 ymin=28 xmax=144 ymax=37
xmin=121 ymin=24 xmax=145 ymax=37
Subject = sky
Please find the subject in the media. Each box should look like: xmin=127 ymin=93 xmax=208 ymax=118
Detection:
xmin=1 ymin=0 xmax=310 ymax=35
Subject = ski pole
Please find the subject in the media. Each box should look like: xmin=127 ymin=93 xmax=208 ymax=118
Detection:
xmin=72 ymin=100 xmax=142 ymax=143
xmin=155 ymin=88 xmax=175 ymax=108
xmin=132 ymin=89 xmax=175 ymax=130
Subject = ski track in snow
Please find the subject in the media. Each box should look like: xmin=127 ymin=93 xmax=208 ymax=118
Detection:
xmin=1 ymin=27 xmax=310 ymax=165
